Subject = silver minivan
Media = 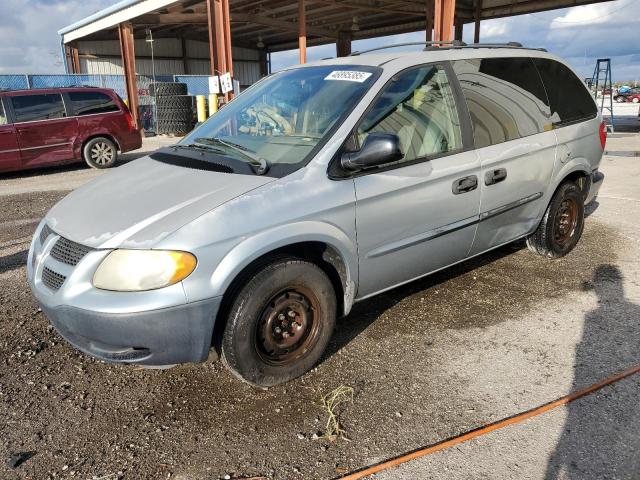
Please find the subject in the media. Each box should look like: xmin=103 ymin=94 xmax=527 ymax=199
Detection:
xmin=28 ymin=43 xmax=605 ymax=387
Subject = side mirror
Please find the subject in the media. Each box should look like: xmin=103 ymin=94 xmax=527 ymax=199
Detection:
xmin=341 ymin=132 xmax=403 ymax=171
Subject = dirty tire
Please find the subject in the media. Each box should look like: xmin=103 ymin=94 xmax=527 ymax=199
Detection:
xmin=221 ymin=258 xmax=336 ymax=388
xmin=156 ymin=119 xmax=194 ymax=135
xmin=149 ymin=82 xmax=188 ymax=96
xmin=156 ymin=95 xmax=193 ymax=110
xmin=526 ymin=181 xmax=584 ymax=258
xmin=156 ymin=107 xmax=194 ymax=123
xmin=83 ymin=137 xmax=118 ymax=169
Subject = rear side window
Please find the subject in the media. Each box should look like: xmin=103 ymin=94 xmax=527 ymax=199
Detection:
xmin=69 ymin=91 xmax=120 ymax=116
xmin=11 ymin=94 xmax=66 ymax=123
xmin=533 ymin=58 xmax=597 ymax=126
xmin=452 ymin=57 xmax=552 ymax=148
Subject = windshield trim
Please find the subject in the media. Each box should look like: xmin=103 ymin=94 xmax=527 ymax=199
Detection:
xmin=180 ymin=64 xmax=383 ymax=179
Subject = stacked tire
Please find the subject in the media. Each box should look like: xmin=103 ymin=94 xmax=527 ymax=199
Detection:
xmin=151 ymin=82 xmax=194 ymax=135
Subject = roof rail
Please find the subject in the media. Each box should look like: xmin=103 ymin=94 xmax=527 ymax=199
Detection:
xmin=350 ymin=41 xmax=546 ymax=56
xmin=426 ymin=41 xmax=547 ymax=52
xmin=350 ymin=41 xmax=465 ymax=56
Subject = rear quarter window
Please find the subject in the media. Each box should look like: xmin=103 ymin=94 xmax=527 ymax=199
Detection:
xmin=533 ymin=58 xmax=597 ymax=127
xmin=69 ymin=91 xmax=120 ymax=116
xmin=11 ymin=94 xmax=66 ymax=123
xmin=452 ymin=57 xmax=552 ymax=148
xmin=0 ymin=101 xmax=7 ymax=125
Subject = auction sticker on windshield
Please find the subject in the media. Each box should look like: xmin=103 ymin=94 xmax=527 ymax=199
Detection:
xmin=325 ymin=71 xmax=373 ymax=82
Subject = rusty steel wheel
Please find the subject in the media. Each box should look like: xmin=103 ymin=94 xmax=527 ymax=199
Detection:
xmin=553 ymin=197 xmax=579 ymax=246
xmin=255 ymin=287 xmax=321 ymax=366
xmin=221 ymin=257 xmax=337 ymax=387
xmin=526 ymin=181 xmax=584 ymax=259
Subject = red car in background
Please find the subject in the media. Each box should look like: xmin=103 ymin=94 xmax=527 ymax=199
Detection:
xmin=0 ymin=87 xmax=141 ymax=174
xmin=626 ymin=92 xmax=640 ymax=104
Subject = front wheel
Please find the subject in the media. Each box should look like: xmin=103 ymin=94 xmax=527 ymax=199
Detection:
xmin=83 ymin=137 xmax=118 ymax=169
xmin=221 ymin=257 xmax=337 ymax=387
xmin=526 ymin=182 xmax=585 ymax=258
xmin=632 ymin=98 xmax=640 ymax=104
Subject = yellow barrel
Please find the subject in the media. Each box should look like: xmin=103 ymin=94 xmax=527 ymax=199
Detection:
xmin=196 ymin=95 xmax=206 ymax=123
xmin=208 ymin=94 xmax=218 ymax=116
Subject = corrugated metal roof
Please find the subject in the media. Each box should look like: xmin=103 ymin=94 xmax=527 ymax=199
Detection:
xmin=60 ymin=0 xmax=181 ymax=43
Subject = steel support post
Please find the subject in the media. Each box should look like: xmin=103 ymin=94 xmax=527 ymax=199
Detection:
xmin=118 ymin=22 xmax=140 ymax=128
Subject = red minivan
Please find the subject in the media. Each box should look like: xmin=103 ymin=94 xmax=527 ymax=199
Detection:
xmin=0 ymin=87 xmax=142 ymax=173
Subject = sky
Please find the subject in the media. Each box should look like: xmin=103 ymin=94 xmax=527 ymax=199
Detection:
xmin=0 ymin=0 xmax=638 ymax=82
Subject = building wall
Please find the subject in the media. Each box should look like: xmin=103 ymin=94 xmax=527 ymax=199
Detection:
xmin=76 ymin=39 xmax=262 ymax=87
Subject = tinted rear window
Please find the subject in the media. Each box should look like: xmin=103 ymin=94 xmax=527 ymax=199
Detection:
xmin=533 ymin=58 xmax=597 ymax=126
xmin=11 ymin=94 xmax=66 ymax=123
xmin=452 ymin=57 xmax=552 ymax=148
xmin=69 ymin=91 xmax=120 ymax=116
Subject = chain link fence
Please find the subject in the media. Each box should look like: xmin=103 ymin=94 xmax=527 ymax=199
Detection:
xmin=0 ymin=73 xmax=210 ymax=132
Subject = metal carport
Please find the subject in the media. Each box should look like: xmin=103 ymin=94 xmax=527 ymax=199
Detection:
xmin=59 ymin=0 xmax=616 ymax=126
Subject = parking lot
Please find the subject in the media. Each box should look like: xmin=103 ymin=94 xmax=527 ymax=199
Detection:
xmin=1 ymin=128 xmax=639 ymax=479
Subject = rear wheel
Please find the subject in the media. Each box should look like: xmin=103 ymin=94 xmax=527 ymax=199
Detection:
xmin=633 ymin=97 xmax=640 ymax=104
xmin=526 ymin=182 xmax=584 ymax=258
xmin=83 ymin=137 xmax=118 ymax=169
xmin=221 ymin=257 xmax=336 ymax=387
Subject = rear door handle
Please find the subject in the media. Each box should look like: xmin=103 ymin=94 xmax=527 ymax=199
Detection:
xmin=485 ymin=168 xmax=507 ymax=186
xmin=452 ymin=175 xmax=478 ymax=195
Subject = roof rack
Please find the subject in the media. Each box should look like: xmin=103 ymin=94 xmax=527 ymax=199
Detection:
xmin=350 ymin=41 xmax=465 ymax=56
xmin=350 ymin=41 xmax=546 ymax=56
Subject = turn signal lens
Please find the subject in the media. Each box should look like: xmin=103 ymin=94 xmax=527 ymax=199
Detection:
xmin=93 ymin=250 xmax=197 ymax=291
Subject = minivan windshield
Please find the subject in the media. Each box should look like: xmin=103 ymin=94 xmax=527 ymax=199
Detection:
xmin=180 ymin=65 xmax=381 ymax=175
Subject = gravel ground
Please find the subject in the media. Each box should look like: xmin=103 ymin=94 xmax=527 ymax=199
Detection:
xmin=0 ymin=133 xmax=638 ymax=480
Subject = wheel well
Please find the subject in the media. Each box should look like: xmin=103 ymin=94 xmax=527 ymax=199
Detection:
xmin=211 ymin=242 xmax=348 ymax=352
xmin=561 ymin=170 xmax=590 ymax=199
xmin=81 ymin=134 xmax=121 ymax=157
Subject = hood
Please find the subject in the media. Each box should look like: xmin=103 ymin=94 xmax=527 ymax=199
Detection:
xmin=46 ymin=155 xmax=274 ymax=249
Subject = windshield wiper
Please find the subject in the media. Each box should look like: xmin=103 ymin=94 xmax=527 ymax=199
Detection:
xmin=195 ymin=137 xmax=270 ymax=175
xmin=173 ymin=143 xmax=224 ymax=154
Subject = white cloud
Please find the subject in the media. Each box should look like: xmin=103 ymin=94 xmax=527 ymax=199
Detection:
xmin=0 ymin=0 xmax=112 ymax=74
xmin=550 ymin=4 xmax=611 ymax=28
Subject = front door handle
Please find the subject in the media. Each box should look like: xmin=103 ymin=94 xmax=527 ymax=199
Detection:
xmin=452 ymin=175 xmax=478 ymax=195
xmin=485 ymin=168 xmax=507 ymax=186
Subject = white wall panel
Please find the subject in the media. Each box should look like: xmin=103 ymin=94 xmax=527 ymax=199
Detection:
xmin=186 ymin=59 xmax=211 ymax=75
xmin=79 ymin=37 xmax=262 ymax=85
xmin=136 ymin=58 xmax=185 ymax=76
xmin=82 ymin=57 xmax=124 ymax=75
xmin=185 ymin=39 xmax=209 ymax=59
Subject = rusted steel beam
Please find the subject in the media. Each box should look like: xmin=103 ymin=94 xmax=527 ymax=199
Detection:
xmin=474 ymin=0 xmax=482 ymax=43
xmin=425 ymin=0 xmax=433 ymax=41
xmin=118 ymin=22 xmax=139 ymax=128
xmin=299 ymin=0 xmax=307 ymax=63
xmin=206 ymin=0 xmax=227 ymax=75
xmin=222 ymin=0 xmax=234 ymax=77
xmin=433 ymin=0 xmax=455 ymax=42
xmin=72 ymin=47 xmax=81 ymax=74
xmin=337 ymin=30 xmax=352 ymax=57
xmin=454 ymin=17 xmax=463 ymax=41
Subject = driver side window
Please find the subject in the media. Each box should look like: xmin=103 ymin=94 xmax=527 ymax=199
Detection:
xmin=357 ymin=64 xmax=463 ymax=164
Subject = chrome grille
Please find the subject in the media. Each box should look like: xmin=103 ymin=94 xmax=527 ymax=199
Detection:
xmin=50 ymin=237 xmax=92 ymax=266
xmin=39 ymin=224 xmax=52 ymax=245
xmin=42 ymin=267 xmax=66 ymax=291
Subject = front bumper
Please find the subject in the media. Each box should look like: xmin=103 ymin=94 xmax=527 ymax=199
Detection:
xmin=28 ymin=221 xmax=221 ymax=366
xmin=40 ymin=297 xmax=221 ymax=366
xmin=585 ymin=170 xmax=604 ymax=205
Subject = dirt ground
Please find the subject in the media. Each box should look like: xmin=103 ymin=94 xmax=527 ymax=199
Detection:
xmin=1 ymin=133 xmax=639 ymax=480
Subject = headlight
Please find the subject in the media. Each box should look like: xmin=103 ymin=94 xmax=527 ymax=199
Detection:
xmin=93 ymin=250 xmax=197 ymax=292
